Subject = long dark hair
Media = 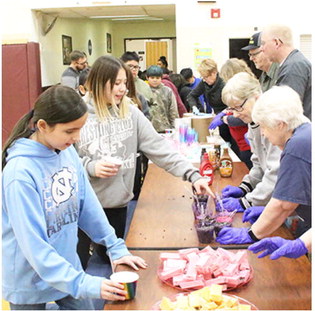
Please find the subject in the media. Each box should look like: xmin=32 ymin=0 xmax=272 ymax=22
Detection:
xmin=2 ymin=85 xmax=87 ymax=169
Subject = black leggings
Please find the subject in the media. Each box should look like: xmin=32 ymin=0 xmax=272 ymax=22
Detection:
xmin=77 ymin=207 xmax=127 ymax=266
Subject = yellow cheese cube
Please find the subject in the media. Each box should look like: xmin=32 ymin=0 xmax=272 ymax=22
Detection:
xmin=159 ymin=297 xmax=175 ymax=310
xmin=208 ymin=284 xmax=223 ymax=303
xmin=238 ymin=303 xmax=252 ymax=310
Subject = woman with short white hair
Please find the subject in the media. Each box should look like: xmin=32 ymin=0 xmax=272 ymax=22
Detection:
xmin=217 ymin=85 xmax=311 ymax=247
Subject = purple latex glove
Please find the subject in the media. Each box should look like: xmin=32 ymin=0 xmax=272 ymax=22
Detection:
xmin=244 ymin=132 xmax=250 ymax=146
xmin=248 ymin=237 xmax=308 ymax=260
xmin=221 ymin=185 xmax=244 ymax=198
xmin=220 ymin=197 xmax=245 ymax=212
xmin=242 ymin=206 xmax=265 ymax=224
xmin=216 ymin=227 xmax=254 ymax=245
xmin=208 ymin=112 xmax=225 ymax=130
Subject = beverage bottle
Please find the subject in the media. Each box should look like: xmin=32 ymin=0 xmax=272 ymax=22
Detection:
xmin=199 ymin=152 xmax=214 ymax=185
xmin=219 ymin=147 xmax=233 ymax=177
xmin=208 ymin=147 xmax=217 ymax=170
xmin=214 ymin=144 xmax=221 ymax=170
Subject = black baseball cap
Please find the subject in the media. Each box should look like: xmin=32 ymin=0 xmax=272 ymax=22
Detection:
xmin=241 ymin=32 xmax=261 ymax=50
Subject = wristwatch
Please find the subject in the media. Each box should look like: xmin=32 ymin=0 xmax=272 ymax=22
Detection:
xmin=247 ymin=228 xmax=260 ymax=242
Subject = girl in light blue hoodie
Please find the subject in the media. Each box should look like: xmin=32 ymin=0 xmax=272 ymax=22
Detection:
xmin=2 ymin=85 xmax=147 ymax=310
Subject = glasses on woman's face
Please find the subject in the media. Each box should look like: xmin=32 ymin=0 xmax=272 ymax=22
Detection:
xmin=128 ymin=64 xmax=140 ymax=71
xmin=228 ymin=98 xmax=248 ymax=112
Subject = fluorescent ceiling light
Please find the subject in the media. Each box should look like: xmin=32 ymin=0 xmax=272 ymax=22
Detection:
xmin=112 ymin=17 xmax=163 ymax=21
xmin=90 ymin=14 xmax=148 ymax=19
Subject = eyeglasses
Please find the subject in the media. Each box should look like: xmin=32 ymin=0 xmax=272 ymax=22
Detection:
xmin=128 ymin=65 xmax=140 ymax=71
xmin=248 ymin=50 xmax=262 ymax=58
xmin=77 ymin=61 xmax=87 ymax=66
xmin=228 ymin=98 xmax=248 ymax=112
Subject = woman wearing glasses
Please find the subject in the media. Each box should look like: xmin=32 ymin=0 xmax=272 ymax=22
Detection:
xmin=218 ymin=72 xmax=282 ymax=214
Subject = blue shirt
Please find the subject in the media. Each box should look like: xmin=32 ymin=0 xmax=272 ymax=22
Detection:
xmin=272 ymin=123 xmax=311 ymax=236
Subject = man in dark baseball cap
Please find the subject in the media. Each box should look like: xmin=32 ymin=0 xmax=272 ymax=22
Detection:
xmin=241 ymin=31 xmax=279 ymax=92
xmin=241 ymin=32 xmax=261 ymax=50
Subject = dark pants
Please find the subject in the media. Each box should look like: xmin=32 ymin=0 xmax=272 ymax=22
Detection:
xmin=239 ymin=149 xmax=253 ymax=170
xmin=218 ymin=123 xmax=240 ymax=157
xmin=94 ymin=207 xmax=127 ymax=263
xmin=132 ymin=152 xmax=148 ymax=200
xmin=77 ymin=207 xmax=127 ymax=266
xmin=77 ymin=228 xmax=92 ymax=270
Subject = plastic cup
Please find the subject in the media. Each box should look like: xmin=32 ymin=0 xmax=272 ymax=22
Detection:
xmin=110 ymin=271 xmax=139 ymax=300
xmin=195 ymin=222 xmax=215 ymax=244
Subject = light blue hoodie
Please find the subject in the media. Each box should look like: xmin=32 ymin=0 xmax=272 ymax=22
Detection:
xmin=2 ymin=138 xmax=130 ymax=304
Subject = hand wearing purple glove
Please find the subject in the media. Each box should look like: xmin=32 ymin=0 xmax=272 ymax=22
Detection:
xmin=221 ymin=185 xmax=244 ymax=198
xmin=220 ymin=197 xmax=245 ymax=212
xmin=216 ymin=227 xmax=254 ymax=245
xmin=208 ymin=112 xmax=226 ymax=130
xmin=242 ymin=206 xmax=265 ymax=224
xmin=248 ymin=237 xmax=308 ymax=260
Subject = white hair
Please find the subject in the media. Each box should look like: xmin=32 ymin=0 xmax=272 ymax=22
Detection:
xmin=221 ymin=72 xmax=261 ymax=106
xmin=263 ymin=24 xmax=293 ymax=47
xmin=252 ymin=85 xmax=310 ymax=130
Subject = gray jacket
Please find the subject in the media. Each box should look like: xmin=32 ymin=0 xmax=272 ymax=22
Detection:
xmin=240 ymin=122 xmax=282 ymax=207
xmin=75 ymin=98 xmax=201 ymax=208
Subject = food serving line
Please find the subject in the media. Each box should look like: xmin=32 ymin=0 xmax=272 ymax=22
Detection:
xmin=105 ymin=163 xmax=311 ymax=310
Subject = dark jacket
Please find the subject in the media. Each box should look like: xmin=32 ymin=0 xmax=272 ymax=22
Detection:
xmin=187 ymin=74 xmax=226 ymax=114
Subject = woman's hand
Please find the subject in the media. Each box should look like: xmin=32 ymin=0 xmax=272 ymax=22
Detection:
xmin=193 ymin=178 xmax=215 ymax=198
xmin=100 ymin=278 xmax=127 ymax=301
xmin=95 ymin=160 xmax=120 ymax=178
xmin=112 ymin=255 xmax=148 ymax=271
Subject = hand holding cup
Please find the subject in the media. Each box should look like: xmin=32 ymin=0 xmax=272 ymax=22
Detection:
xmin=95 ymin=156 xmax=123 ymax=178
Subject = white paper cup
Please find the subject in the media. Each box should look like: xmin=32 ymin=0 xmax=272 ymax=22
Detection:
xmin=102 ymin=156 xmax=123 ymax=167
xmin=110 ymin=271 xmax=139 ymax=300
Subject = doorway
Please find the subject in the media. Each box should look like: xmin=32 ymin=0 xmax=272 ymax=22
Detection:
xmin=124 ymin=37 xmax=176 ymax=73
xmin=229 ymin=38 xmax=261 ymax=79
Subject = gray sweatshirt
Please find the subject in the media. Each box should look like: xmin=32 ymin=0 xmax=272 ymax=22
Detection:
xmin=240 ymin=122 xmax=282 ymax=207
xmin=75 ymin=98 xmax=202 ymax=208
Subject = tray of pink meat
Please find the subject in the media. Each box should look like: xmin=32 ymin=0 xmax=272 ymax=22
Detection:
xmin=157 ymin=246 xmax=253 ymax=292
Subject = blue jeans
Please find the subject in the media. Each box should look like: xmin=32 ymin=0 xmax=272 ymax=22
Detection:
xmin=9 ymin=295 xmax=95 ymax=310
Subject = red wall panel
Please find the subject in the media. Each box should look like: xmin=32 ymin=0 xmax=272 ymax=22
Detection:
xmin=2 ymin=42 xmax=42 ymax=144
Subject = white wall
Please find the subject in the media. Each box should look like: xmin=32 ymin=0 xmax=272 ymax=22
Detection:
xmin=2 ymin=0 xmax=313 ymax=85
xmin=175 ymin=0 xmax=313 ymax=75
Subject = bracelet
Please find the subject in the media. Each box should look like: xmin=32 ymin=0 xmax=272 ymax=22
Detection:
xmin=247 ymin=228 xmax=260 ymax=242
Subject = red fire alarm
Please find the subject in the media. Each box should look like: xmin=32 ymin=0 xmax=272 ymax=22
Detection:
xmin=211 ymin=8 xmax=221 ymax=18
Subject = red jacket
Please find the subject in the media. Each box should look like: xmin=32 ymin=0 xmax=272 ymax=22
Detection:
xmin=162 ymin=74 xmax=187 ymax=117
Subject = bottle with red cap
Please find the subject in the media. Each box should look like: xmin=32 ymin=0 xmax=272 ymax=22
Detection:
xmin=199 ymin=151 xmax=214 ymax=185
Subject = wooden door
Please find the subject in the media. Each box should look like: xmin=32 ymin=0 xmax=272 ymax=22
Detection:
xmin=145 ymin=41 xmax=168 ymax=68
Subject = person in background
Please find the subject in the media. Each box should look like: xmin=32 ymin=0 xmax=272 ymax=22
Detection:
xmin=260 ymin=24 xmax=312 ymax=119
xmin=169 ymin=73 xmax=192 ymax=112
xmin=248 ymin=229 xmax=311 ymax=260
xmin=146 ymin=65 xmax=179 ymax=132
xmin=161 ymin=72 xmax=187 ymax=117
xmin=241 ymin=31 xmax=279 ymax=92
xmin=2 ymin=85 xmax=147 ymax=310
xmin=75 ymin=56 xmax=214 ymax=264
xmin=187 ymin=59 xmax=238 ymax=158
xmin=210 ymin=58 xmax=254 ymax=169
xmin=78 ymin=67 xmax=90 ymax=98
xmin=180 ymin=67 xmax=205 ymax=107
xmin=217 ymin=85 xmax=311 ymax=245
xmin=157 ymin=56 xmax=170 ymax=74
xmin=61 ymin=50 xmax=87 ymax=90
xmin=218 ymin=72 xmax=281 ymax=213
xmin=120 ymin=51 xmax=154 ymax=106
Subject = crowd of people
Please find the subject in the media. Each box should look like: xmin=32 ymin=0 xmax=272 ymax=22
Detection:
xmin=2 ymin=23 xmax=312 ymax=310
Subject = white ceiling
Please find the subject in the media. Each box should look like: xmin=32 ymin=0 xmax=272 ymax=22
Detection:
xmin=33 ymin=4 xmax=175 ymax=22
